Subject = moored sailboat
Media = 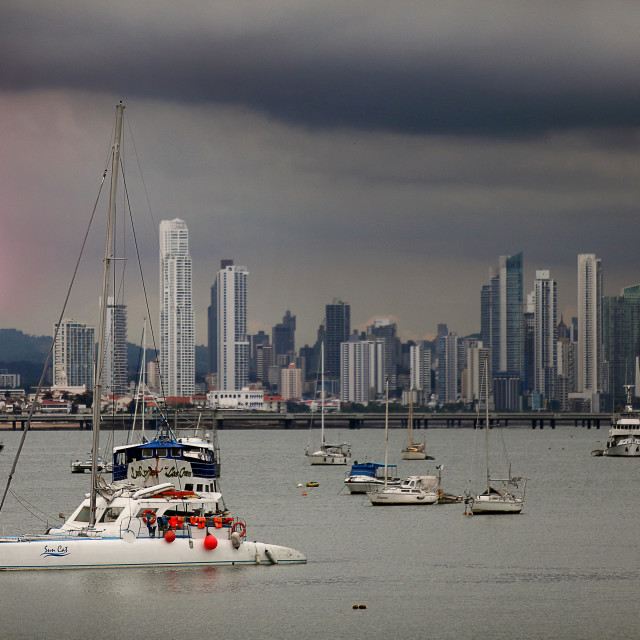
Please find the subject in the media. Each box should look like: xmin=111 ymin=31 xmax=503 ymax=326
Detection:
xmin=401 ymin=387 xmax=429 ymax=460
xmin=465 ymin=357 xmax=526 ymax=514
xmin=0 ymin=103 xmax=306 ymax=570
xmin=305 ymin=342 xmax=350 ymax=465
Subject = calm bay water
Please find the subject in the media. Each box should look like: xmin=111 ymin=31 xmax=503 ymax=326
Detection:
xmin=0 ymin=424 xmax=637 ymax=640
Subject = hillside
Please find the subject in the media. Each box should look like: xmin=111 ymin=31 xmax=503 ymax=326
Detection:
xmin=0 ymin=329 xmax=209 ymax=387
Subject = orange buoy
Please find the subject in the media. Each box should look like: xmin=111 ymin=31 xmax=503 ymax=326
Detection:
xmin=164 ymin=530 xmax=176 ymax=543
xmin=302 ymin=491 xmax=307 ymax=496
xmin=204 ymin=534 xmax=218 ymax=550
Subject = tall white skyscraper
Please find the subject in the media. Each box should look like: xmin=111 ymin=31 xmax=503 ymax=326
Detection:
xmin=340 ymin=339 xmax=385 ymax=404
xmin=53 ymin=319 xmax=95 ymax=391
xmin=577 ymin=254 xmax=602 ymax=394
xmin=103 ymin=297 xmax=127 ymax=396
xmin=159 ymin=218 xmax=194 ymax=397
xmin=216 ymin=263 xmax=249 ymax=391
xmin=533 ymin=270 xmax=557 ymax=401
xmin=409 ymin=343 xmax=432 ymax=399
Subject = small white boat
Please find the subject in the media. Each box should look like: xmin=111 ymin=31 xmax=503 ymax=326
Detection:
xmin=368 ymin=475 xmax=439 ymax=505
xmin=71 ymin=454 xmax=112 ymax=474
xmin=344 ymin=462 xmax=400 ymax=494
xmin=603 ymin=385 xmax=640 ymax=457
xmin=305 ymin=343 xmax=350 ymax=465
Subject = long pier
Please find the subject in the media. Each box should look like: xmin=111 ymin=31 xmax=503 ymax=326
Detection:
xmin=0 ymin=410 xmax=607 ymax=431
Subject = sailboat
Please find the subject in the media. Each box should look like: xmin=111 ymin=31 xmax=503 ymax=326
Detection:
xmin=466 ymin=356 xmax=527 ymax=515
xmin=0 ymin=102 xmax=306 ymax=569
xmin=305 ymin=342 xmax=351 ymax=465
xmin=368 ymin=378 xmax=439 ymax=505
xmin=401 ymin=386 xmax=429 ymax=460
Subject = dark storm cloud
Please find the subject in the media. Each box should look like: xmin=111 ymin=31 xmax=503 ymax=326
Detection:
xmin=4 ymin=1 xmax=640 ymax=136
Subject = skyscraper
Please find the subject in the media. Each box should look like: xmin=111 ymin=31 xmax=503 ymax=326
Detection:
xmin=53 ymin=319 xmax=95 ymax=390
xmin=325 ymin=299 xmax=350 ymax=380
xmin=603 ymin=284 xmax=640 ymax=406
xmin=216 ymin=263 xmax=249 ymax=391
xmin=103 ymin=297 xmax=127 ymax=396
xmin=340 ymin=338 xmax=384 ymax=404
xmin=159 ymin=218 xmax=194 ymax=397
xmin=436 ymin=332 xmax=458 ymax=404
xmin=207 ymin=259 xmax=234 ymax=375
xmin=409 ymin=342 xmax=432 ymax=402
xmin=533 ymin=270 xmax=557 ymax=403
xmin=272 ymin=310 xmax=296 ymax=359
xmin=367 ymin=318 xmax=398 ymax=393
xmin=481 ymin=253 xmax=523 ymax=380
xmin=577 ymin=253 xmax=602 ymax=395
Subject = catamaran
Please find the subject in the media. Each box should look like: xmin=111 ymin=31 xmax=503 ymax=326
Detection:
xmin=0 ymin=102 xmax=306 ymax=570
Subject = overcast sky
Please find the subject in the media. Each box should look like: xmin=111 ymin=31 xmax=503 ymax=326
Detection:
xmin=2 ymin=1 xmax=640 ymax=348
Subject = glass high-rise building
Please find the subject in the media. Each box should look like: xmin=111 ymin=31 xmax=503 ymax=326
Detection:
xmin=603 ymin=284 xmax=640 ymax=406
xmin=533 ymin=270 xmax=557 ymax=402
xmin=481 ymin=253 xmax=523 ymax=382
xmin=325 ymin=299 xmax=350 ymax=380
xmin=53 ymin=319 xmax=95 ymax=390
xmin=208 ymin=259 xmax=234 ymax=375
xmin=159 ymin=218 xmax=195 ymax=397
xmin=216 ymin=263 xmax=249 ymax=391
xmin=577 ymin=253 xmax=602 ymax=394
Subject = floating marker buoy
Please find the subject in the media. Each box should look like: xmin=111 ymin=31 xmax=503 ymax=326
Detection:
xmin=359 ymin=605 xmax=367 ymax=609
xmin=164 ymin=530 xmax=176 ymax=543
xmin=302 ymin=491 xmax=307 ymax=496
xmin=203 ymin=534 xmax=218 ymax=550
xmin=352 ymin=605 xmax=358 ymax=609
xmin=297 ymin=483 xmax=302 ymax=488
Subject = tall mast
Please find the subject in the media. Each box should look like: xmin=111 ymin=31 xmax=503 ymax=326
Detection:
xmin=320 ymin=342 xmax=325 ymax=448
xmin=484 ymin=355 xmax=491 ymax=490
xmin=90 ymin=102 xmax=124 ymax=527
xmin=407 ymin=386 xmax=413 ymax=446
xmin=384 ymin=377 xmax=389 ymax=489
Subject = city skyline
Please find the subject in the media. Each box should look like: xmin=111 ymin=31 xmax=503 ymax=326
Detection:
xmin=4 ymin=3 xmax=640 ymax=348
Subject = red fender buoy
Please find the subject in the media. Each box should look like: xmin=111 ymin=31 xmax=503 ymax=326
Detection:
xmin=204 ymin=534 xmax=218 ymax=550
xmin=164 ymin=530 xmax=176 ymax=543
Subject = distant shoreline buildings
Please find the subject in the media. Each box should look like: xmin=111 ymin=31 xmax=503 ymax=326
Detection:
xmin=15 ymin=217 xmax=640 ymax=415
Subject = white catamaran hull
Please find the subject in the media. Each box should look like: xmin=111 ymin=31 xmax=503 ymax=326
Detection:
xmin=471 ymin=496 xmax=523 ymax=514
xmin=0 ymin=535 xmax=306 ymax=570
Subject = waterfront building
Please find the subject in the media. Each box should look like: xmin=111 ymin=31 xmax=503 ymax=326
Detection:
xmin=409 ymin=342 xmax=432 ymax=402
xmin=534 ymin=270 xmax=558 ymax=404
xmin=216 ymin=263 xmax=249 ymax=391
xmin=326 ymin=299 xmax=350 ymax=381
xmin=208 ymin=259 xmax=233 ymax=374
xmin=159 ymin=218 xmax=195 ymax=397
xmin=577 ymin=253 xmax=602 ymax=396
xmin=207 ymin=387 xmax=264 ymax=410
xmin=340 ymin=338 xmax=384 ymax=404
xmin=103 ymin=297 xmax=127 ymax=397
xmin=280 ymin=363 xmax=303 ymax=401
xmin=463 ymin=344 xmax=490 ymax=404
xmin=367 ymin=318 xmax=398 ymax=393
xmin=53 ymin=319 xmax=95 ymax=391
xmin=603 ymin=284 xmax=640 ymax=406
xmin=436 ymin=332 xmax=458 ymax=404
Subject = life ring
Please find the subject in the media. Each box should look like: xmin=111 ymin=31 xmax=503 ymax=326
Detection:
xmin=231 ymin=521 xmax=246 ymax=537
xmin=142 ymin=509 xmax=157 ymax=525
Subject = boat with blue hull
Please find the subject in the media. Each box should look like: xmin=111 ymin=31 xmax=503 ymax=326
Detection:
xmin=344 ymin=462 xmax=400 ymax=494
